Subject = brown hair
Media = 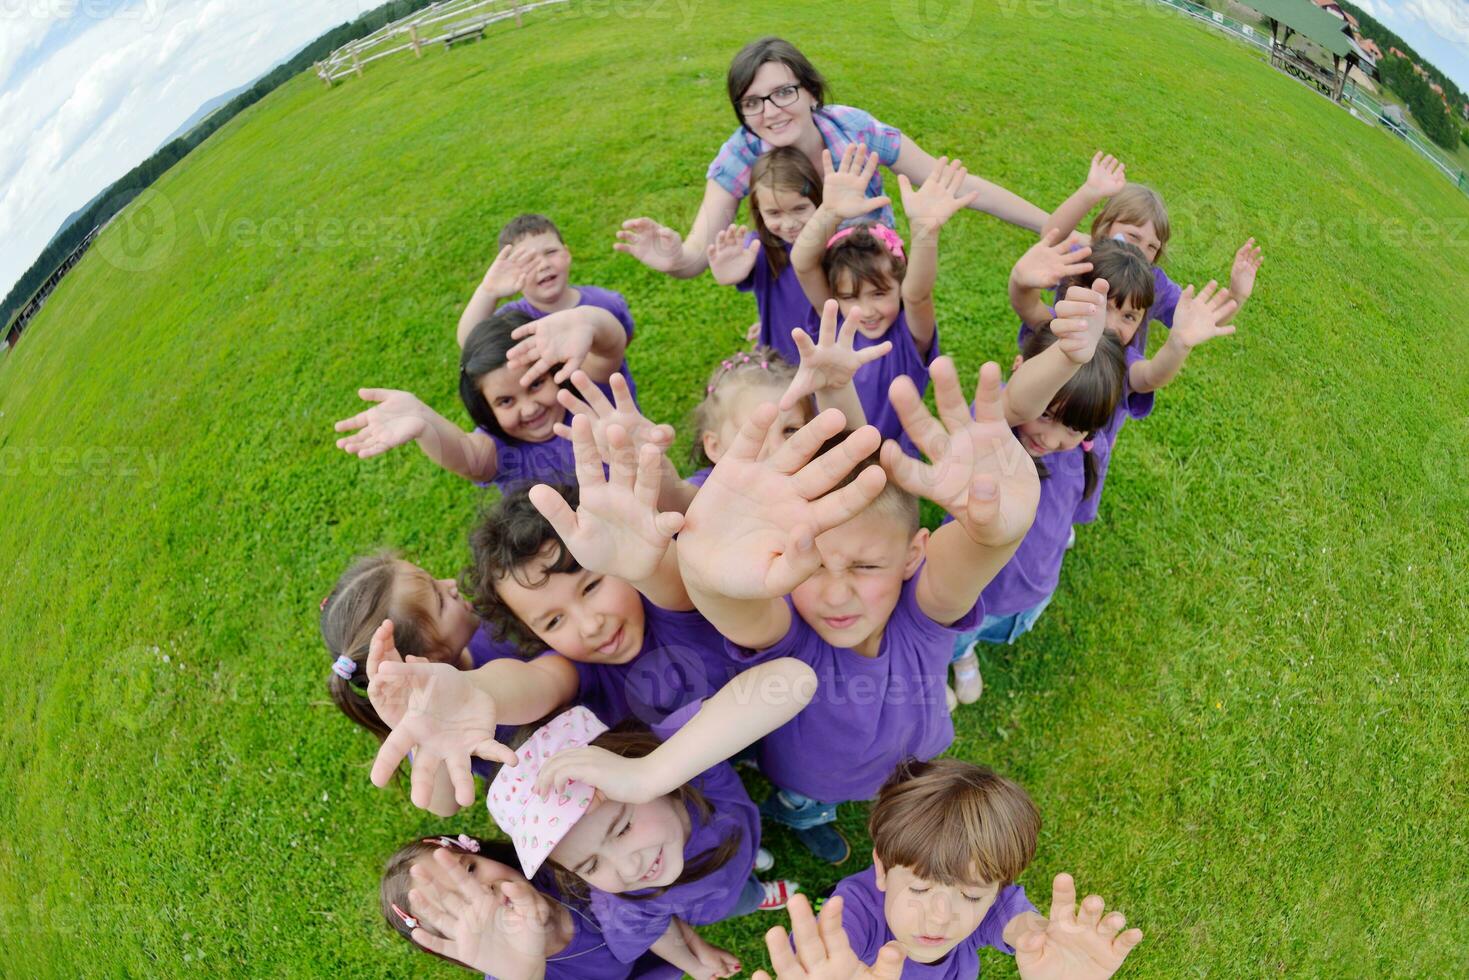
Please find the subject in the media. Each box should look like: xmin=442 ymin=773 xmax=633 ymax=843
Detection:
xmin=1057 ymin=239 xmax=1155 ymax=317
xmin=832 ymin=440 xmax=920 ymax=534
xmin=465 ymin=485 xmax=581 ymax=655
xmin=380 ymin=834 xmax=526 ymax=970
xmin=823 ymin=222 xmax=907 ymax=299
xmin=749 ymin=147 xmax=822 ymax=277
xmin=320 ymin=553 xmax=458 ymax=740
xmin=498 ymin=213 xmax=563 ymax=250
xmin=1019 ymin=326 xmax=1126 ymax=501
xmin=870 ymin=759 xmax=1040 ymax=888
xmin=548 ymin=724 xmax=745 ymax=903
xmin=1090 ymin=184 xmax=1171 ymax=264
xmin=726 ymin=37 xmax=828 ymax=131
xmin=689 ymin=347 xmax=802 ymax=468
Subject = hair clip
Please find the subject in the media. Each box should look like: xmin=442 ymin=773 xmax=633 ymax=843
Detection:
xmin=331 ymin=655 xmax=356 ymax=680
xmin=320 ymin=595 xmax=330 ymax=611
xmin=1081 ymin=439 xmax=1095 ymax=452
xmin=391 ymin=903 xmax=419 ymax=930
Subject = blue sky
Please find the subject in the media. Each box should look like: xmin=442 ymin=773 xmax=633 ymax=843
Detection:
xmin=0 ymin=0 xmax=1466 ymax=301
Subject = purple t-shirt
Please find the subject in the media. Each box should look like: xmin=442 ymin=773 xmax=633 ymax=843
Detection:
xmin=831 ymin=866 xmax=1037 ymax=979
xmin=474 ymin=374 xmax=630 ymax=494
xmin=503 ymin=284 xmax=637 ymax=379
xmin=572 ymin=599 xmax=735 ymax=729
xmin=726 ymin=567 xmax=979 ymax=804
xmin=850 ymin=308 xmax=938 ymax=446
xmin=686 ymin=466 xmax=711 ymax=488
xmin=736 ymin=235 xmax=821 ymax=362
xmin=1072 ymin=344 xmax=1155 ymax=526
xmin=589 ymin=700 xmax=761 ymax=962
xmin=979 ymin=445 xmax=1090 ymax=617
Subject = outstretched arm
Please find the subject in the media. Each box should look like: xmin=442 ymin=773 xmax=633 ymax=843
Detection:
xmin=678 ymin=406 xmax=887 ymax=649
xmin=707 ymin=223 xmax=762 ymax=286
xmin=792 ymin=144 xmax=895 ymax=311
xmin=1007 ymin=873 xmax=1143 ymax=980
xmin=615 ymin=180 xmax=741 ymax=279
xmin=534 ymin=657 xmax=817 ymax=803
xmin=1225 ymin=237 xmax=1262 ymax=324
xmin=892 ymin=135 xmax=1046 ymax=233
xmin=1041 ymin=152 xmax=1127 ymax=241
xmin=898 ymin=156 xmax=979 ymax=355
xmin=1002 ymin=282 xmax=1110 ymax=425
xmin=334 ymin=388 xmax=497 ymax=483
xmin=883 ymin=359 xmax=1040 ymax=625
xmin=1130 ymin=281 xmax=1238 ymax=393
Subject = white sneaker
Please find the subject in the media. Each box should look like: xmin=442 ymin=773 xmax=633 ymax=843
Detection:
xmin=1066 ymin=526 xmax=1076 ymax=550
xmin=953 ymin=647 xmax=983 ymax=705
xmin=755 ymin=847 xmax=774 ymax=872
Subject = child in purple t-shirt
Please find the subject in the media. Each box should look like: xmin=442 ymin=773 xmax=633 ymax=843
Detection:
xmin=753 ymin=759 xmax=1143 ymax=980
xmin=789 ymin=144 xmax=975 ymax=445
xmin=677 ymin=348 xmax=1069 ymax=864
xmin=333 ymin=304 xmax=634 ymax=493
xmin=706 ymin=147 xmax=823 ymax=361
xmin=380 ymin=833 xmax=684 ymax=980
xmin=1038 ymin=156 xmax=1262 ymax=355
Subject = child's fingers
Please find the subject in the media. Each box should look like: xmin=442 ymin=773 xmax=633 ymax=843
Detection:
xmin=886 ymin=375 xmax=948 ymax=463
xmin=816 ymin=893 xmax=858 ymax=960
xmin=607 ymin=372 xmax=636 ymax=413
xmin=855 ymin=340 xmax=893 ymax=365
xmin=333 ymin=411 xmax=370 ymax=433
xmin=409 ymin=927 xmax=455 ymax=958
xmin=760 ymin=924 xmax=797 ymax=977
xmin=409 ymin=751 xmax=444 ymax=810
xmin=783 ymin=893 xmax=823 ymax=970
xmin=529 ymin=483 xmax=583 ymax=544
xmin=517 ymin=356 xmax=556 ymax=389
xmin=871 ymin=941 xmax=908 ymax=980
xmin=778 ymin=375 xmax=814 ymax=413
xmin=569 ymin=415 xmax=612 ymax=488
xmin=556 ymin=388 xmax=593 ymax=421
xmin=791 ymin=423 xmax=882 ymax=500
xmin=1098 ymin=910 xmax=1127 ymax=939
xmin=927 ymin=357 xmax=974 ymax=434
xmin=863 ymin=194 xmax=892 ymax=212
xmin=366 ymin=618 xmax=399 ymax=681
xmin=968 ymin=361 xmax=1007 ymax=427
xmin=1049 ymin=872 xmax=1079 ymax=927
xmin=723 ymin=401 xmax=779 ymax=463
xmin=471 ymin=737 xmax=517 ymax=768
xmin=1114 ymin=927 xmax=1145 ymax=956
xmin=807 ymin=460 xmax=887 ymax=534
xmin=553 ymin=353 xmax=584 ymax=384
xmin=628 ymin=434 xmax=663 ymax=508
xmin=771 ymin=407 xmax=858 ymax=476
xmin=1054 ymin=299 xmax=1098 ymax=319
xmin=446 ymin=754 xmax=477 ymax=808
xmin=1077 ymin=893 xmax=1106 ymax=929
xmin=370 ymin=728 xmax=414 ymax=787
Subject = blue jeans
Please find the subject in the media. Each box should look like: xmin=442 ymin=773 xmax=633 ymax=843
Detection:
xmin=762 ymin=788 xmax=839 ymax=830
xmin=950 ymin=593 xmax=1054 ymax=660
xmin=727 ymin=874 xmax=768 ymax=917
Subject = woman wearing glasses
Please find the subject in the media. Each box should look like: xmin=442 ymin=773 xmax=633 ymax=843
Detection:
xmin=614 ymin=36 xmax=1048 ymax=279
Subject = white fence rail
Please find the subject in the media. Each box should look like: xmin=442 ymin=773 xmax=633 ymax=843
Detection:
xmin=315 ymin=0 xmax=567 ymax=85
xmin=1149 ymin=0 xmax=1467 ymax=193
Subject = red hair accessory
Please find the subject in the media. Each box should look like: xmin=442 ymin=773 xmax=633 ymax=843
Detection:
xmin=391 ymin=903 xmax=418 ymax=930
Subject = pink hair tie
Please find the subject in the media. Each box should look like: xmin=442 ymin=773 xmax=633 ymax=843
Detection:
xmin=826 ymin=223 xmax=905 ymax=262
xmin=392 ymin=903 xmax=418 ymax=930
xmin=1081 ymin=439 xmax=1095 ymax=452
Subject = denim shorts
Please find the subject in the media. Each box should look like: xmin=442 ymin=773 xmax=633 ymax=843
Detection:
xmin=762 ymin=788 xmax=839 ymax=830
xmin=950 ymin=592 xmax=1054 ymax=660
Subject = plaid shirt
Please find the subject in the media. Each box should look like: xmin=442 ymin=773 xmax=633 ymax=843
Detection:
xmin=707 ymin=104 xmax=903 ymax=226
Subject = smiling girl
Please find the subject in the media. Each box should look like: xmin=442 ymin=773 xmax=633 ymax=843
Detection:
xmin=614 ymin=37 xmax=1046 ymax=280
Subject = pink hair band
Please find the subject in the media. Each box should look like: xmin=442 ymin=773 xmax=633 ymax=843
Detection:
xmin=826 ymin=223 xmax=905 ymax=261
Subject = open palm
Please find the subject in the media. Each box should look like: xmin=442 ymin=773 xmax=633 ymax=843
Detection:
xmin=1013 ymin=874 xmax=1143 ymax=980
xmin=898 ymin=155 xmax=979 ymax=232
xmin=781 ymin=300 xmax=891 ymax=410
xmin=1012 ymin=231 xmax=1093 ymax=290
xmin=1172 ymin=281 xmax=1238 ymax=350
xmin=552 ymin=371 xmax=674 ymax=464
xmin=821 ymin=143 xmax=891 ymax=220
xmin=334 ymin=388 xmax=429 ymax=458
xmin=615 ymin=217 xmax=685 ymax=273
xmin=882 ymin=358 xmax=1039 ymax=548
xmin=408 ymin=847 xmax=552 ymax=977
xmin=679 ymin=407 xmax=886 ymax=599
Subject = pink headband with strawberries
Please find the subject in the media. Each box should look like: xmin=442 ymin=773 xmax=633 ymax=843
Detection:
xmin=826 ymin=223 xmax=905 ymax=261
xmin=486 ymin=706 xmax=608 ymax=878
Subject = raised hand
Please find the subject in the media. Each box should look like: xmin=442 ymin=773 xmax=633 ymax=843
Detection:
xmin=1050 ymin=279 xmax=1110 ymax=364
xmin=1084 ymin=152 xmax=1127 ymax=199
xmin=1012 ymin=873 xmax=1143 ymax=980
xmin=1011 ymin=231 xmax=1094 ymax=290
xmin=334 ymin=388 xmax=431 ymax=458
xmin=707 ymin=222 xmax=761 ymax=284
xmin=552 ymin=371 xmax=674 ymax=464
xmin=752 ymin=894 xmax=906 ymax=980
xmin=406 ymin=846 xmax=553 ymax=977
xmin=534 ymin=742 xmax=663 ymax=804
xmin=882 ymin=358 xmax=1039 ymax=548
xmin=482 ymin=243 xmax=534 ymax=299
xmin=898 ymin=155 xmax=980 ymax=235
xmin=529 ymin=415 xmax=684 ymax=583
xmin=1170 ymin=281 xmax=1238 ymax=350
xmin=1228 ymin=237 xmax=1263 ymax=305
xmin=679 ymin=407 xmax=887 ymax=600
xmin=614 ymin=217 xmax=685 ymax=273
xmin=820 ymin=143 xmax=892 ymax=221
xmin=781 ymin=300 xmax=891 ymax=411
xmin=366 ymin=619 xmax=517 ymax=809
xmin=506 ymin=310 xmax=597 ymax=386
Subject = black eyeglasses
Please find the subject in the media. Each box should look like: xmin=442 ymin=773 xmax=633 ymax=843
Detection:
xmin=739 ymin=84 xmax=801 ymax=118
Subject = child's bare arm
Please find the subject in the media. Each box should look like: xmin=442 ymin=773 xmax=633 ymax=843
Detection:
xmin=650 ymin=919 xmax=718 ymax=979
xmin=1002 ymin=282 xmax=1110 ymax=425
xmin=1130 ymin=282 xmax=1237 ymax=393
xmin=334 ymin=388 xmax=498 ymax=483
xmin=792 ymin=144 xmax=895 ymax=310
xmin=534 ymin=657 xmax=817 ymax=804
xmin=615 ymin=179 xmax=741 ymax=279
xmin=883 ymin=359 xmax=1040 ymax=625
xmin=898 ymin=157 xmax=979 ymax=355
xmin=457 ymin=244 xmax=533 ymax=347
xmin=1041 ymin=152 xmax=1126 ymax=241
xmin=678 ymin=407 xmax=887 ymax=649
xmin=1008 ymin=231 xmax=1094 ymax=328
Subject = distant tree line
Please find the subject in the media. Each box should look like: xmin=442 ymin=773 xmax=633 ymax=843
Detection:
xmin=2 ymin=0 xmax=441 ymax=331
xmin=1377 ymin=56 xmax=1461 ymax=150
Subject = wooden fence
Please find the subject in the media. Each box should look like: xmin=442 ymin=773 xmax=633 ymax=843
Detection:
xmin=314 ymin=0 xmax=567 ymax=86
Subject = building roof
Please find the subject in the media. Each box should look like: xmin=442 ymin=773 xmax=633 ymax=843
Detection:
xmin=1245 ymin=0 xmax=1355 ymax=56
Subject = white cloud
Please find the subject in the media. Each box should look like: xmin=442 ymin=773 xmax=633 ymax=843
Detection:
xmin=0 ymin=0 xmax=369 ymax=298
xmin=1402 ymin=0 xmax=1469 ymax=45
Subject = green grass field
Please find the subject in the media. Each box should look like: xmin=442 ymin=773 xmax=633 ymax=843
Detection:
xmin=2 ymin=0 xmax=1466 ymax=975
